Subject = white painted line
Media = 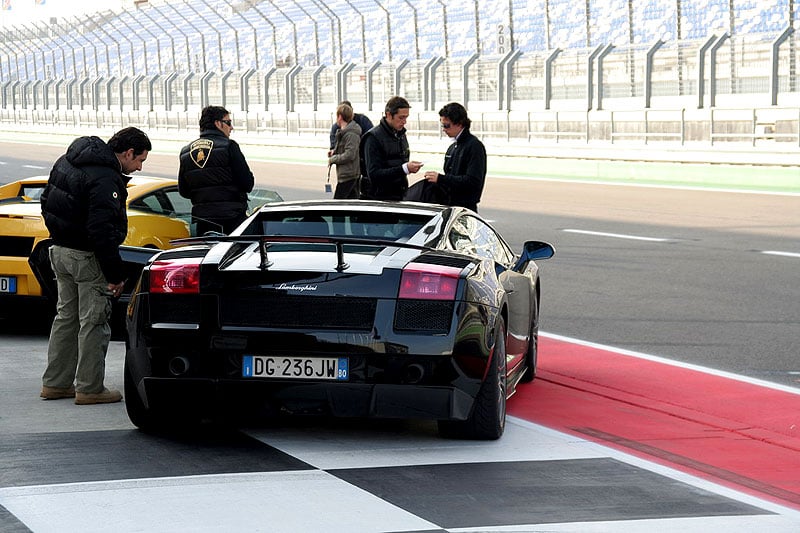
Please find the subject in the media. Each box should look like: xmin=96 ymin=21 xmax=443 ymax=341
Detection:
xmin=541 ymin=331 xmax=800 ymax=395
xmin=562 ymin=228 xmax=671 ymax=242
xmin=489 ymin=173 xmax=800 ymax=197
xmin=762 ymin=250 xmax=800 ymax=259
xmin=22 ymin=164 xmax=47 ymax=169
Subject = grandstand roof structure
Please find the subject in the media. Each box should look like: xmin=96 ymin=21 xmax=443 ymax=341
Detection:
xmin=1 ymin=1 xmax=798 ymax=78
xmin=1 ymin=0 xmax=800 ymax=150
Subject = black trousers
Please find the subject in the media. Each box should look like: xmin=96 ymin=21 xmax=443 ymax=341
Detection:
xmin=193 ymin=213 xmax=246 ymax=236
xmin=334 ymin=178 xmax=360 ymax=199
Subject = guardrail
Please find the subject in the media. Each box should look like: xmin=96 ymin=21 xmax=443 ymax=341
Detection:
xmin=2 ymin=106 xmax=800 ymax=150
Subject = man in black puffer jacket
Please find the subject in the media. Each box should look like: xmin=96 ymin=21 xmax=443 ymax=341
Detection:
xmin=40 ymin=126 xmax=151 ymax=405
xmin=359 ymin=96 xmax=424 ymax=201
xmin=178 ymin=106 xmax=255 ymax=235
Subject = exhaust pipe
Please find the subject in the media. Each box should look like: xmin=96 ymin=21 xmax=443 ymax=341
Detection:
xmin=168 ymin=356 xmax=190 ymax=376
xmin=404 ymin=363 xmax=424 ymax=384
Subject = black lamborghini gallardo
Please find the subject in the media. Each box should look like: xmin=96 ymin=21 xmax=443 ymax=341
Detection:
xmin=124 ymin=200 xmax=554 ymax=439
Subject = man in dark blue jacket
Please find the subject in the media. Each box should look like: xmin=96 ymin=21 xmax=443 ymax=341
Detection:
xmin=40 ymin=127 xmax=151 ymax=405
xmin=423 ymin=102 xmax=487 ymax=212
xmin=179 ymin=106 xmax=255 ymax=235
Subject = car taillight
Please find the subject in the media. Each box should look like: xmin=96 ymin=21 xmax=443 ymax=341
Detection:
xmin=149 ymin=259 xmax=201 ymax=294
xmin=399 ymin=263 xmax=460 ymax=300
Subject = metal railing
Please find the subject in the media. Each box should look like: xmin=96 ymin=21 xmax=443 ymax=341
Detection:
xmin=2 ymin=106 xmax=798 ymax=149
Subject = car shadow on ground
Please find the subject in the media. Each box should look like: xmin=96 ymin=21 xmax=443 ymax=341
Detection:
xmin=0 ymin=299 xmax=53 ymax=337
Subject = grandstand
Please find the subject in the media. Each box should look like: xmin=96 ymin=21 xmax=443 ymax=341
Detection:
xmin=0 ymin=0 xmax=799 ymax=147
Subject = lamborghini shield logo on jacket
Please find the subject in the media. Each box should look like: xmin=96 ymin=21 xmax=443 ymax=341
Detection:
xmin=189 ymin=139 xmax=214 ymax=168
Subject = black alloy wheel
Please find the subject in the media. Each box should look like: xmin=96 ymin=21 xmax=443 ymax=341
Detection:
xmin=438 ymin=318 xmax=507 ymax=440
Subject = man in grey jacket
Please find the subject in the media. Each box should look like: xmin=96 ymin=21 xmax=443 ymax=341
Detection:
xmin=327 ymin=102 xmax=362 ymax=199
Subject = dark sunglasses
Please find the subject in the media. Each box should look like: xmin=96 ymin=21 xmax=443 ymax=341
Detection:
xmin=441 ymin=122 xmax=453 ymax=129
xmin=219 ymin=119 xmax=232 ymax=126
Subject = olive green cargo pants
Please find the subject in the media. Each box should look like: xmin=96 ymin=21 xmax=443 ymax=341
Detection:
xmin=42 ymin=245 xmax=113 ymax=394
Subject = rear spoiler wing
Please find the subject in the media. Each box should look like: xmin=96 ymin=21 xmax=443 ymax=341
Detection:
xmin=170 ymin=234 xmax=438 ymax=272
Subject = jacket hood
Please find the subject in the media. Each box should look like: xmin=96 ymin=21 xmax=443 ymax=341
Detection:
xmin=65 ymin=136 xmax=120 ymax=171
xmin=342 ymin=120 xmax=362 ymax=135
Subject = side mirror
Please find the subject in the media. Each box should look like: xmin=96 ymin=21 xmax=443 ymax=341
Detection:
xmin=513 ymin=240 xmax=555 ymax=271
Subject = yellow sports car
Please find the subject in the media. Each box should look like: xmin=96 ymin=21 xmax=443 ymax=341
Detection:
xmin=0 ymin=175 xmax=192 ymax=301
xmin=1 ymin=175 xmax=282 ymax=302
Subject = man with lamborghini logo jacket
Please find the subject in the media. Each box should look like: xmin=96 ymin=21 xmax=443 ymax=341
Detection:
xmin=178 ymin=105 xmax=255 ymax=236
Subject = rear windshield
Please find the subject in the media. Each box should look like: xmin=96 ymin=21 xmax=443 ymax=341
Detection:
xmin=242 ymin=211 xmax=432 ymax=241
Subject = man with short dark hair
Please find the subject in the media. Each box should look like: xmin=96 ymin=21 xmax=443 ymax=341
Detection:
xmin=360 ymin=96 xmax=424 ymax=200
xmin=423 ymin=102 xmax=487 ymax=212
xmin=40 ymin=126 xmax=152 ymax=405
xmin=178 ymin=105 xmax=255 ymax=235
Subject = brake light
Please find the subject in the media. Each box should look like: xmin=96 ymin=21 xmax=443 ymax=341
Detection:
xmin=399 ymin=263 xmax=460 ymax=300
xmin=149 ymin=259 xmax=201 ymax=294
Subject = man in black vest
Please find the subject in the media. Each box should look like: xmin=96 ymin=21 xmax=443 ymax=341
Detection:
xmin=423 ymin=102 xmax=487 ymax=212
xmin=179 ymin=106 xmax=255 ymax=235
xmin=360 ymin=96 xmax=424 ymax=200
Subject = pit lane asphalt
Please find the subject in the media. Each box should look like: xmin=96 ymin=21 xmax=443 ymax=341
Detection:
xmin=2 ymin=325 xmax=800 ymax=531
xmin=2 ymin=134 xmax=799 ymax=529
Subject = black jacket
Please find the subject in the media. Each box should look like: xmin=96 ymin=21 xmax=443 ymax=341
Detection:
xmin=178 ymin=130 xmax=254 ymax=227
xmin=41 ymin=136 xmax=129 ymax=284
xmin=360 ymin=118 xmax=411 ymax=201
xmin=435 ymin=129 xmax=486 ymax=212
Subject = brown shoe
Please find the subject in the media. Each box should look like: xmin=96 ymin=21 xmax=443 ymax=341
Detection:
xmin=40 ymin=385 xmax=76 ymax=400
xmin=75 ymin=388 xmax=122 ymax=405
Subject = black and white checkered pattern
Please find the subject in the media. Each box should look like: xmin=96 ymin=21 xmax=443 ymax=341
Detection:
xmin=2 ymin=416 xmax=798 ymax=532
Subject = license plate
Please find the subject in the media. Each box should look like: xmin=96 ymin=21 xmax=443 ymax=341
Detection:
xmin=0 ymin=276 xmax=17 ymax=294
xmin=242 ymin=355 xmax=348 ymax=381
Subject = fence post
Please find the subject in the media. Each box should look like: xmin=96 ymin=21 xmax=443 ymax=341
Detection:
xmin=239 ymin=69 xmax=255 ymax=112
xmin=219 ymin=71 xmax=233 ymax=109
xmin=770 ymin=26 xmax=794 ymax=106
xmin=263 ymin=67 xmax=276 ymax=111
xmin=366 ymin=61 xmax=381 ymax=112
xmin=696 ymin=34 xmax=717 ymax=109
xmin=586 ymin=44 xmax=604 ymax=111
xmin=644 ymin=40 xmax=664 ymax=109
xmin=596 ymin=44 xmax=614 ymax=111
xmin=461 ymin=53 xmax=479 ymax=109
xmin=544 ymin=49 xmax=561 ymax=110
xmin=708 ymin=33 xmax=729 ymax=109
xmin=680 ymin=108 xmax=685 ymax=146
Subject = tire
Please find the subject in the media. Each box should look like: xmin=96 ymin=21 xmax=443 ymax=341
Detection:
xmin=124 ymin=361 xmax=160 ymax=432
xmin=439 ymin=318 xmax=507 ymax=440
xmin=520 ymin=298 xmax=539 ymax=383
